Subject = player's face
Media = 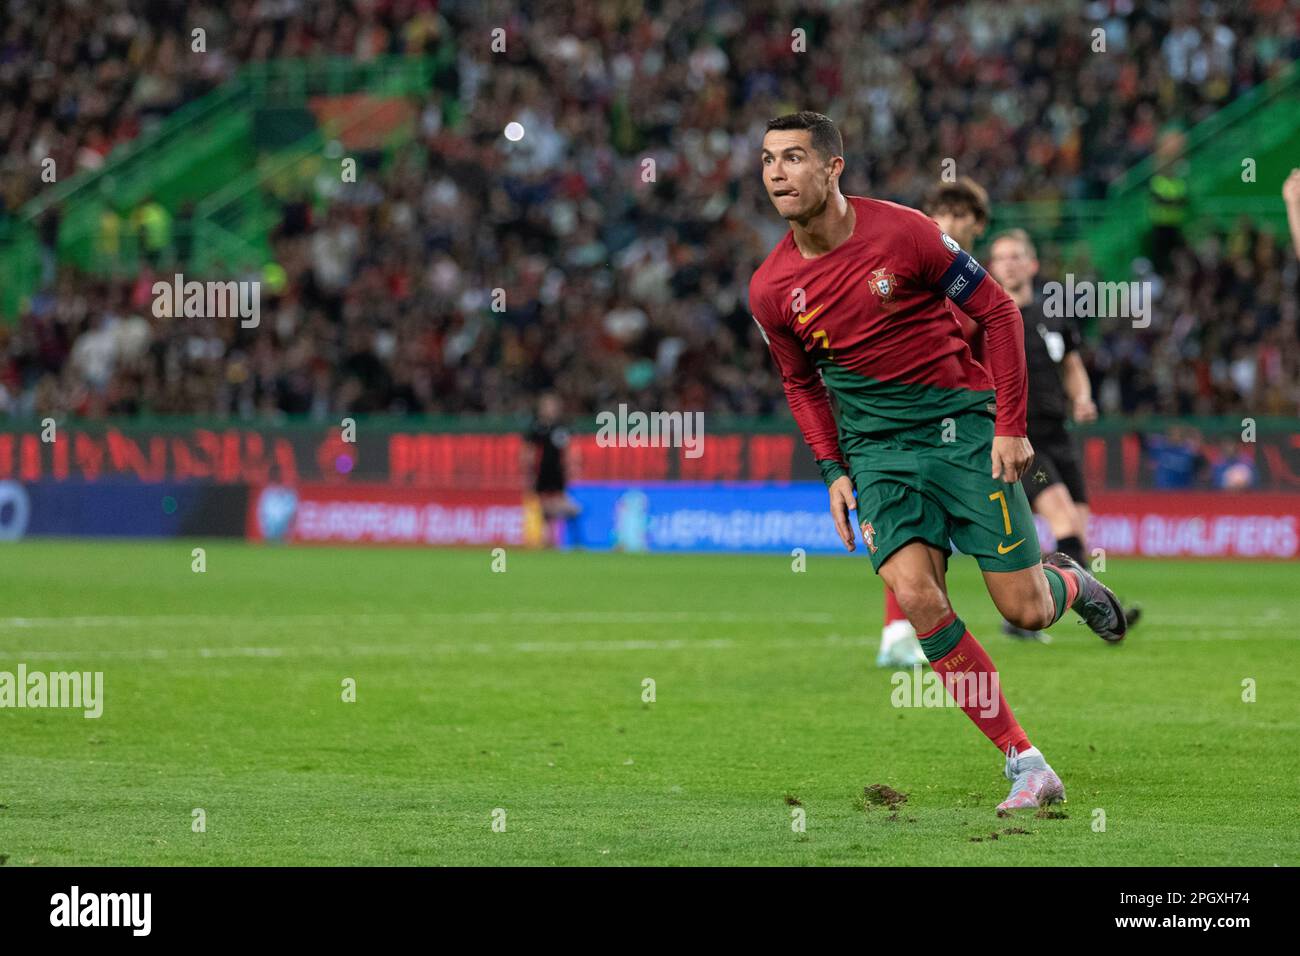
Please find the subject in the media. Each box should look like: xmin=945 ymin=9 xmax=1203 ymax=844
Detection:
xmin=931 ymin=210 xmax=985 ymax=250
xmin=761 ymin=130 xmax=836 ymax=220
xmin=539 ymin=394 xmax=562 ymax=422
xmin=989 ymin=238 xmax=1038 ymax=293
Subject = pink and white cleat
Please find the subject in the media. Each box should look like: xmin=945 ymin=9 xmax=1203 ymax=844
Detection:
xmin=996 ymin=746 xmax=1066 ymax=815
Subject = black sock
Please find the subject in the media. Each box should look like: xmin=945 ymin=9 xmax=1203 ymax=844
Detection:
xmin=1056 ymin=535 xmax=1085 ymax=566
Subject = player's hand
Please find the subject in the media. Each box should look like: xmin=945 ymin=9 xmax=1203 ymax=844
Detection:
xmin=1072 ymin=396 xmax=1098 ymax=423
xmin=1284 ymin=168 xmax=1300 ymax=207
xmin=991 ymin=435 xmax=1034 ymax=483
xmin=828 ymin=475 xmax=857 ymax=552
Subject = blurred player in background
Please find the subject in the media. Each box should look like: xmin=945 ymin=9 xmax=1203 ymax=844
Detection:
xmin=876 ymin=177 xmax=991 ymax=668
xmin=522 ymin=392 xmax=581 ymax=548
xmin=987 ymin=229 xmax=1141 ymax=641
xmin=1284 ymin=168 xmax=1300 ymax=259
xmin=750 ymin=111 xmax=1128 ymax=813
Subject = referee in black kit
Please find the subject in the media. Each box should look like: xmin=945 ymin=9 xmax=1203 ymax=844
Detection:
xmin=986 ymin=229 xmax=1141 ymax=642
xmin=522 ymin=392 xmax=582 ymax=548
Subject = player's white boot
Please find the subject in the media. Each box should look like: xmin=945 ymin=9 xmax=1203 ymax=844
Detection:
xmin=996 ymin=746 xmax=1066 ymax=815
xmin=876 ymin=619 xmax=927 ymax=668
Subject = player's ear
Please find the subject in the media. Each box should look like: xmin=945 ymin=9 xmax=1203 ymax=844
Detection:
xmin=826 ymin=154 xmax=845 ymax=188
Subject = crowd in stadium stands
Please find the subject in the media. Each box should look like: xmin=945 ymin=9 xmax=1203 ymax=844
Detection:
xmin=1 ymin=0 xmax=1299 ymax=429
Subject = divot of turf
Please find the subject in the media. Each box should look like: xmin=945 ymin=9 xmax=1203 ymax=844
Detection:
xmin=863 ymin=784 xmax=908 ymax=808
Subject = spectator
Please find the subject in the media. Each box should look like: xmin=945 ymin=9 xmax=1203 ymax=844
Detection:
xmin=2 ymin=0 xmax=1300 ymax=424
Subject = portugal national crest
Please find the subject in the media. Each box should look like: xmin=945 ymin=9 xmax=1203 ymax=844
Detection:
xmin=869 ymin=268 xmax=898 ymax=303
xmin=862 ymin=521 xmax=879 ymax=553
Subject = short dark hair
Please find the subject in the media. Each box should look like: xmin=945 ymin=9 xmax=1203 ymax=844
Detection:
xmin=922 ymin=177 xmax=991 ymax=225
xmin=765 ymin=111 xmax=843 ymax=163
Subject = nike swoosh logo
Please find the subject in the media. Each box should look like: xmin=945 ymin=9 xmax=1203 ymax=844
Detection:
xmin=997 ymin=538 xmax=1026 ymax=554
xmin=796 ymin=304 xmax=825 ymax=324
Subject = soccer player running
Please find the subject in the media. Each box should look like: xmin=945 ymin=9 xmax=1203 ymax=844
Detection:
xmin=875 ymin=177 xmax=991 ymax=668
xmin=749 ymin=112 xmax=1127 ymax=813
xmin=986 ymin=230 xmax=1141 ymax=642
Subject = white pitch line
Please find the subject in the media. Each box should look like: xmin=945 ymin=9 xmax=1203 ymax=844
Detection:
xmin=0 ymin=633 xmax=878 ymax=661
xmin=0 ymin=611 xmax=1285 ymax=633
xmin=0 ymin=628 xmax=1289 ymax=663
xmin=0 ymin=609 xmax=836 ymax=631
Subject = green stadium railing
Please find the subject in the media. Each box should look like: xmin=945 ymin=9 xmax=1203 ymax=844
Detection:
xmin=0 ymin=56 xmax=442 ymax=319
xmin=997 ymin=61 xmax=1300 ymax=278
xmin=189 ymin=92 xmax=425 ymax=277
xmin=1109 ymin=63 xmax=1300 ymax=200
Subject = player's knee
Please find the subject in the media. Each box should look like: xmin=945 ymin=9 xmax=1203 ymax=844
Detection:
xmin=891 ymin=580 xmax=951 ymax=633
xmin=1006 ymin=608 xmax=1051 ymax=631
xmin=1002 ymin=593 xmax=1054 ymax=631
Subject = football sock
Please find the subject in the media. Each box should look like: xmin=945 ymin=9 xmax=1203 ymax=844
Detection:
xmin=884 ymin=586 xmax=907 ymax=627
xmin=1056 ymin=534 xmax=1086 ymax=565
xmin=1043 ymin=564 xmax=1081 ymax=625
xmin=917 ymin=611 xmax=1031 ymax=756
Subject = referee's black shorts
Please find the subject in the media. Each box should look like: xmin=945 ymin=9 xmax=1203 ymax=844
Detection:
xmin=1022 ymin=422 xmax=1088 ymax=506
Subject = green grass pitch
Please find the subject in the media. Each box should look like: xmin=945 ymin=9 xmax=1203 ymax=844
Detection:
xmin=1 ymin=539 xmax=1296 ymax=866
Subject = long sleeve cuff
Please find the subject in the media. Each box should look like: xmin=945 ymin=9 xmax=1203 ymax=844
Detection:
xmin=818 ymin=458 xmax=850 ymax=488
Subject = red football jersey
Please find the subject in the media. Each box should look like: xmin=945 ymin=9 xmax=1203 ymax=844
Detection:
xmin=749 ymin=196 xmax=1027 ymax=473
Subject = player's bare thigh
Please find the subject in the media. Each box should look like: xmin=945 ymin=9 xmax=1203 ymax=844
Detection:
xmin=878 ymin=541 xmax=951 ymax=633
xmin=982 ymin=564 xmax=1055 ymax=632
xmin=1033 ymin=482 xmax=1081 ymax=540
